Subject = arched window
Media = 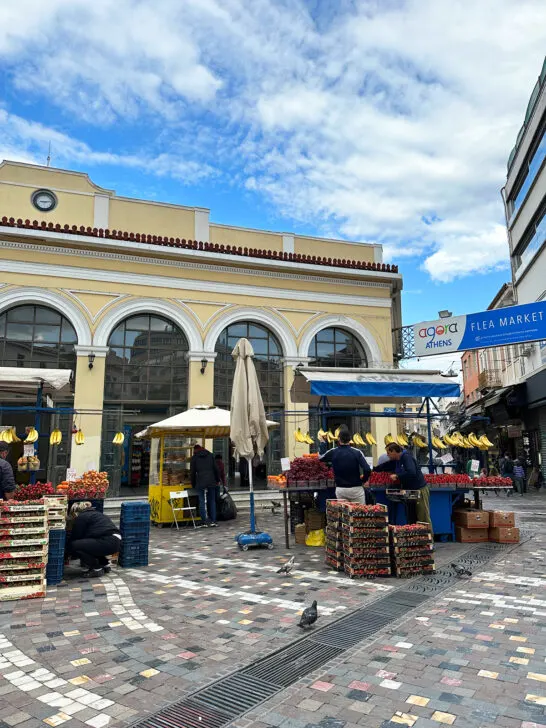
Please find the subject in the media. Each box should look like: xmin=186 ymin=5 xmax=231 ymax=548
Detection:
xmin=0 ymin=304 xmax=77 ymax=369
xmin=104 ymin=314 xmax=189 ymax=404
xmin=308 ymin=327 xmax=367 ymax=368
xmin=214 ymin=322 xmax=283 ymax=408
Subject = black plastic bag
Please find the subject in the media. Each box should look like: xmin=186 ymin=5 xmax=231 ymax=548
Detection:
xmin=217 ymin=487 xmax=237 ymax=521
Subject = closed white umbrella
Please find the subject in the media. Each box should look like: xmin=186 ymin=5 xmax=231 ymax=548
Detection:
xmin=230 ymin=338 xmax=273 ymax=548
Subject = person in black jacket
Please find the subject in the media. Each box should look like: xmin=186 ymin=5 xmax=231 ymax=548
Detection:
xmin=319 ymin=427 xmax=371 ymax=504
xmin=386 ymin=443 xmax=432 ymax=530
xmin=0 ymin=445 xmax=16 ymax=500
xmin=190 ymin=445 xmax=220 ymax=527
xmin=66 ymin=502 xmax=122 ymax=577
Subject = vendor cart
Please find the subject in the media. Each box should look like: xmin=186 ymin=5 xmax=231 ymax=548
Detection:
xmin=137 ymin=405 xmax=277 ymax=527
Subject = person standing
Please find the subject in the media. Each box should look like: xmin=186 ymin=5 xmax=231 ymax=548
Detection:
xmin=513 ymin=458 xmax=526 ymax=496
xmin=319 ymin=426 xmax=371 ymax=504
xmin=386 ymin=443 xmax=433 ymax=532
xmin=0 ymin=444 xmax=15 ymax=501
xmin=190 ymin=444 xmax=220 ymax=527
xmin=500 ymin=453 xmax=515 ymax=497
xmin=215 ymin=453 xmax=227 ymax=488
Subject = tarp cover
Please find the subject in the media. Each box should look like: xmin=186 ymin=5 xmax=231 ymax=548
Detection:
xmin=138 ymin=405 xmax=277 ymax=439
xmin=230 ymin=338 xmax=269 ymax=459
xmin=298 ymin=368 xmax=460 ymax=399
xmin=0 ymin=367 xmax=72 ymax=391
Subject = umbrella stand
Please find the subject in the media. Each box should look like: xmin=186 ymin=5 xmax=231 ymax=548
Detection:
xmin=248 ymin=457 xmax=256 ymax=534
xmin=235 ymin=454 xmax=273 ymax=551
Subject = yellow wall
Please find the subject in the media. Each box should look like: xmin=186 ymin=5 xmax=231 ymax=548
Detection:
xmin=0 ymin=163 xmax=108 ymax=194
xmin=108 ymin=198 xmax=196 ymax=238
xmin=187 ymin=360 xmax=214 ymax=408
xmin=0 ymin=185 xmax=95 ymax=227
xmin=295 ymin=235 xmax=376 ymax=263
xmin=70 ymin=355 xmax=106 ymax=474
xmin=210 ymin=225 xmax=283 ymax=251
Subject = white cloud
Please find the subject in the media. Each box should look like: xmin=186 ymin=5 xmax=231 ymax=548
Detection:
xmin=0 ymin=0 xmax=545 ymax=281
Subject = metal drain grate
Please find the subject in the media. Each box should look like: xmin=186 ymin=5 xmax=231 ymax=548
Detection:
xmin=243 ymin=640 xmax=343 ymax=687
xmin=131 ymin=543 xmax=516 ymax=728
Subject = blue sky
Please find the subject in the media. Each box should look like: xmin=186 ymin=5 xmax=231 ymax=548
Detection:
xmin=1 ymin=0 xmax=545 ymax=353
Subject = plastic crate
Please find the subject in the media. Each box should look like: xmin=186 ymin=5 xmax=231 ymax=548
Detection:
xmin=120 ymin=521 xmax=150 ymax=538
xmin=46 ymin=561 xmax=64 ymax=585
xmin=119 ymin=542 xmax=148 ymax=568
xmin=120 ymin=502 xmax=150 ymax=523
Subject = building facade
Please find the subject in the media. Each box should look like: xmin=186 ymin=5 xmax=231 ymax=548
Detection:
xmin=0 ymin=160 xmax=402 ymax=494
xmin=501 ymin=55 xmax=546 ymax=473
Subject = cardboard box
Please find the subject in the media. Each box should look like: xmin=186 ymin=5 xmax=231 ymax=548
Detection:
xmin=455 ymin=526 xmax=489 ymax=543
xmin=453 ymin=509 xmax=490 ymax=529
xmin=487 ymin=511 xmax=515 ymax=528
xmin=489 ymin=526 xmax=520 ymax=543
xmin=305 ymin=509 xmax=326 ymax=533
xmin=294 ymin=523 xmax=307 ymax=544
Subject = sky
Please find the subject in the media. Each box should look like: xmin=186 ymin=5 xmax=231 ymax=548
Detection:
xmin=1 ymin=0 xmax=545 ymax=377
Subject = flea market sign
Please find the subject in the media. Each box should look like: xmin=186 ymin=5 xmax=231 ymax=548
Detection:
xmin=413 ymin=301 xmax=546 ymax=357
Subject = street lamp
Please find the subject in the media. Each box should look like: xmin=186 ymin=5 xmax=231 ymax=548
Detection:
xmin=438 ymin=310 xmax=452 ymax=319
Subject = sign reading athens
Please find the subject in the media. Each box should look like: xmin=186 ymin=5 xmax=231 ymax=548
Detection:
xmin=413 ymin=301 xmax=546 ymax=357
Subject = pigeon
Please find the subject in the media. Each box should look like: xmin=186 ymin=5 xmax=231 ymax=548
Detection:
xmin=451 ymin=563 xmax=472 ymax=578
xmin=271 ymin=500 xmax=282 ymax=515
xmin=277 ymin=556 xmax=296 ymax=574
xmin=298 ymin=600 xmax=318 ymax=628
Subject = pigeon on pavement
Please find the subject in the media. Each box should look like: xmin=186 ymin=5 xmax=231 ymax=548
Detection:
xmin=277 ymin=556 xmax=296 ymax=574
xmin=298 ymin=600 xmax=318 ymax=628
xmin=451 ymin=562 xmax=472 ymax=577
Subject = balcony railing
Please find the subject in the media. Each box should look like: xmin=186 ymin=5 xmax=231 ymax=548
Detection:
xmin=478 ymin=369 xmax=502 ymax=391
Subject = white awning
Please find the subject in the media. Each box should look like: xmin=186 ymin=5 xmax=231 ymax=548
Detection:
xmin=137 ymin=405 xmax=278 ymax=439
xmin=0 ymin=367 xmax=72 ymax=393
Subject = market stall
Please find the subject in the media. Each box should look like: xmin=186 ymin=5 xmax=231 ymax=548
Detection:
xmin=136 ymin=405 xmax=277 ymax=527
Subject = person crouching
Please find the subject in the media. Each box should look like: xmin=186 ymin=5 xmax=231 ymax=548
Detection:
xmin=66 ymin=502 xmax=122 ymax=578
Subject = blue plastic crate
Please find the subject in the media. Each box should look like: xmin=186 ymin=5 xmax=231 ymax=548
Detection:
xmin=120 ymin=502 xmax=150 ymax=523
xmin=46 ymin=559 xmax=64 ymax=585
xmin=49 ymin=529 xmax=66 ymax=542
xmin=120 ymin=522 xmax=150 ymax=537
xmin=119 ymin=555 xmax=149 ymax=568
xmin=119 ymin=541 xmax=148 ymax=568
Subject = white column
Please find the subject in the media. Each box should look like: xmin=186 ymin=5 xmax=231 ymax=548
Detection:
xmin=282 ymin=235 xmax=295 ymax=254
xmin=93 ymin=195 xmax=110 ymax=228
xmin=194 ymin=209 xmax=210 ymax=242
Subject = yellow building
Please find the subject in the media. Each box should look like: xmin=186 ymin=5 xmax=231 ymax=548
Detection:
xmin=0 ymin=160 xmax=402 ymax=494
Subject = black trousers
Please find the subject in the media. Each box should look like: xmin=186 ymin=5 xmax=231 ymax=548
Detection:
xmin=70 ymin=535 xmax=121 ymax=569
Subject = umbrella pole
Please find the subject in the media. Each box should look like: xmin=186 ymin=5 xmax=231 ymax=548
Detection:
xmin=248 ymin=456 xmax=256 ymax=533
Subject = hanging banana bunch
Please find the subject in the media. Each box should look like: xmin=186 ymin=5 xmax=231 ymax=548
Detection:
xmin=326 ymin=430 xmax=337 ymax=444
xmin=49 ymin=429 xmax=62 ymax=446
xmin=365 ymin=432 xmax=376 ymax=446
xmin=352 ymin=433 xmax=365 ymax=447
xmin=0 ymin=428 xmax=12 ymax=443
xmin=384 ymin=433 xmax=395 ymax=445
xmin=413 ymin=435 xmax=428 ymax=449
xmin=74 ymin=429 xmax=85 ymax=446
xmin=317 ymin=428 xmax=327 ymax=439
xmin=25 ymin=427 xmax=39 ymax=443
xmin=113 ymin=432 xmax=125 ymax=445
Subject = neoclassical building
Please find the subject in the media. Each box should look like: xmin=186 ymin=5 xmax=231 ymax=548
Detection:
xmin=0 ymin=160 xmax=402 ymax=493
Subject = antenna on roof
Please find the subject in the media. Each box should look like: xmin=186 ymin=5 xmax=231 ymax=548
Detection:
xmin=46 ymin=142 xmax=51 ymax=167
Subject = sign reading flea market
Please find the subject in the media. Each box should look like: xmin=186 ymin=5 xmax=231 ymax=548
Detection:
xmin=413 ymin=301 xmax=546 ymax=357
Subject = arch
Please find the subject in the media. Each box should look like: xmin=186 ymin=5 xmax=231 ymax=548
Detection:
xmin=0 ymin=287 xmax=92 ymax=346
xmin=298 ymin=315 xmax=383 ymax=366
xmin=204 ymin=307 xmax=298 ymax=358
xmin=93 ymin=298 xmax=202 ymax=351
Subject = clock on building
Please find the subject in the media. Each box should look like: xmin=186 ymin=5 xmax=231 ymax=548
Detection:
xmin=31 ymin=189 xmax=57 ymax=212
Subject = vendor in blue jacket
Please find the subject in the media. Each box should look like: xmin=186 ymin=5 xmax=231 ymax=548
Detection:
xmin=386 ymin=443 xmax=432 ymax=531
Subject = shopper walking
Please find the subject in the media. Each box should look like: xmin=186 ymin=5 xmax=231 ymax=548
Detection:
xmin=0 ymin=444 xmax=15 ymax=501
xmin=386 ymin=443 xmax=433 ymax=532
xmin=513 ymin=459 xmax=526 ymax=496
xmin=66 ymin=502 xmax=121 ymax=578
xmin=319 ymin=426 xmax=371 ymax=504
xmin=190 ymin=444 xmax=220 ymax=527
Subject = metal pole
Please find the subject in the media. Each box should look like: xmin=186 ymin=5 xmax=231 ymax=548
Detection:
xmin=30 ymin=385 xmax=43 ymax=486
xmin=248 ymin=456 xmax=256 ymax=533
xmin=426 ymin=397 xmax=435 ymax=474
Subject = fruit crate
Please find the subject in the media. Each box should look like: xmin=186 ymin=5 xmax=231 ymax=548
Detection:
xmin=119 ymin=542 xmax=149 ymax=568
xmin=0 ymin=582 xmax=46 ymax=601
xmin=0 ymin=547 xmax=48 ymax=560
xmin=0 ymin=570 xmax=45 ymax=583
xmin=0 ymin=514 xmax=47 ymax=525
xmin=0 ymin=526 xmax=47 ymax=537
xmin=120 ymin=502 xmax=150 ymax=523
xmin=0 ymin=501 xmax=47 ymax=513
xmin=0 ymin=537 xmax=48 ymax=548
xmin=0 ymin=560 xmax=45 ymax=571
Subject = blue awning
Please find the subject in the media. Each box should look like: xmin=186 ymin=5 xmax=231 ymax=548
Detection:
xmin=296 ymin=368 xmax=460 ymax=401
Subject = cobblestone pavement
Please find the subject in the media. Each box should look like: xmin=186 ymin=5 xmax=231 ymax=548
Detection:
xmin=0 ymin=492 xmax=544 ymax=728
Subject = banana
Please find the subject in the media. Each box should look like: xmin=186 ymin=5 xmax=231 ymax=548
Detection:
xmin=25 ymin=427 xmax=39 ymax=443
xmin=294 ymin=428 xmax=305 ymax=443
xmin=326 ymin=430 xmax=336 ymax=444
xmin=479 ymin=435 xmax=494 ymax=448
xmin=75 ymin=429 xmax=85 ymax=446
xmin=10 ymin=428 xmax=20 ymax=443
xmin=365 ymin=432 xmax=377 ymax=446
xmin=113 ymin=432 xmax=125 ymax=445
xmin=317 ymin=428 xmax=327 ymax=439
xmin=356 ymin=433 xmax=366 ymax=447
xmin=0 ymin=428 xmax=12 ymax=443
xmin=398 ymin=433 xmax=409 ymax=447
xmin=384 ymin=433 xmax=395 ymax=445
xmin=304 ymin=432 xmax=314 ymax=445
xmin=334 ymin=426 xmax=341 ymax=439
xmin=396 ymin=434 xmax=406 ymax=447
xmin=467 ymin=432 xmax=480 ymax=448
xmin=49 ymin=429 xmax=62 ymax=446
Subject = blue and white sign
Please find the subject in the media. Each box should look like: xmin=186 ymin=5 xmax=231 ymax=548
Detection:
xmin=414 ymin=301 xmax=546 ymax=357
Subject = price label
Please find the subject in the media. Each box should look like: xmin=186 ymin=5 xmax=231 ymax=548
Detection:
xmin=23 ymin=443 xmax=35 ymax=457
xmin=470 ymin=459 xmax=480 ymax=473
xmin=280 ymin=457 xmax=291 ymax=472
xmin=66 ymin=468 xmax=77 ymax=482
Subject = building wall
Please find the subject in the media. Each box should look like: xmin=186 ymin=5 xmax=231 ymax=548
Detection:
xmin=0 ymin=160 xmax=402 ymax=480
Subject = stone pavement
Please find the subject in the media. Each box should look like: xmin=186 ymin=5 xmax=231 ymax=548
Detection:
xmin=0 ymin=492 xmax=544 ymax=728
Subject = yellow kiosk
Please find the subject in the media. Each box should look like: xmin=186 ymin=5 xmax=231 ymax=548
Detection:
xmin=138 ymin=405 xmax=237 ymax=527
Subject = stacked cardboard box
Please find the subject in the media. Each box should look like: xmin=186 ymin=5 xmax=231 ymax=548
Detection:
xmin=390 ymin=522 xmax=435 ymax=578
xmin=0 ymin=501 xmax=48 ymax=601
xmin=305 ymin=509 xmax=326 ymax=534
xmin=486 ymin=512 xmax=519 ymax=542
xmin=454 ymin=509 xmax=490 ymax=543
xmin=341 ymin=503 xmax=390 ymax=579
